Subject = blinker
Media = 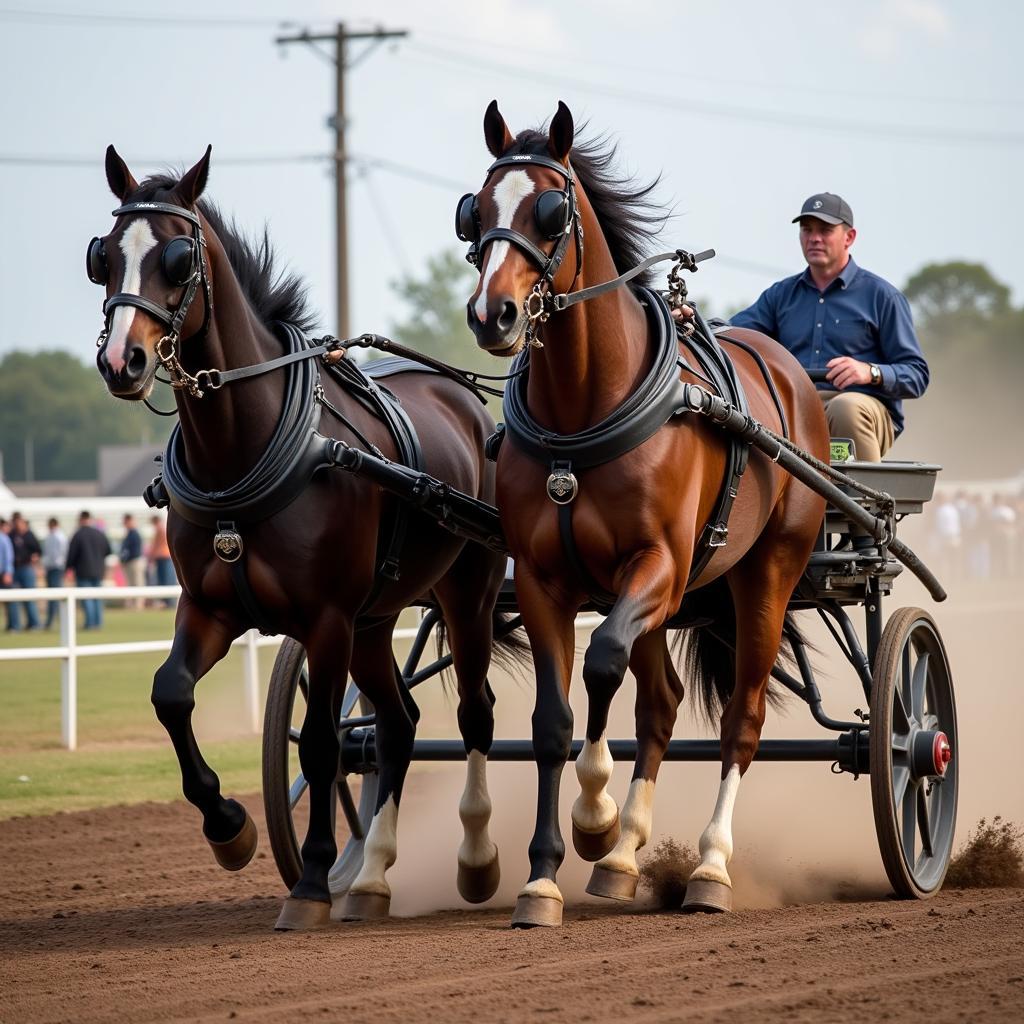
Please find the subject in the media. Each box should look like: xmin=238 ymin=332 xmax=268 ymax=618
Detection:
xmin=87 ymin=237 xmax=108 ymax=285
xmin=534 ymin=189 xmax=570 ymax=239
xmin=455 ymin=193 xmax=478 ymax=243
xmin=161 ymin=236 xmax=197 ymax=287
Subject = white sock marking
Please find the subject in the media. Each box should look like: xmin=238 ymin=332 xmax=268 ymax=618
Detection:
xmin=595 ymin=777 xmax=655 ymax=878
xmin=349 ymin=794 xmax=398 ymax=898
xmin=104 ymin=218 xmax=157 ymax=373
xmin=690 ymin=764 xmax=742 ymax=887
xmin=572 ymin=733 xmax=618 ymax=833
xmin=458 ymin=750 xmax=497 ymax=869
xmin=474 ymin=170 xmax=535 ymax=323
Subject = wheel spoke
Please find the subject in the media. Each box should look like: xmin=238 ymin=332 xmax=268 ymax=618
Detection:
xmin=289 ymin=772 xmax=308 ymax=810
xmin=910 ymin=652 xmax=930 ymax=724
xmin=892 ymin=765 xmax=911 ymax=807
xmin=288 ymin=726 xmax=301 ymax=744
xmin=901 ymin=779 xmax=919 ymax=865
xmin=918 ymin=785 xmax=934 ymax=858
xmin=298 ymin=665 xmax=309 ymax=702
xmin=892 ymin=687 xmax=911 ymax=735
xmin=340 ymin=680 xmax=363 ymax=719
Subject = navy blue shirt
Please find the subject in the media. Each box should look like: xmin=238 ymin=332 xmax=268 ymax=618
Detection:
xmin=730 ymin=257 xmax=928 ymax=436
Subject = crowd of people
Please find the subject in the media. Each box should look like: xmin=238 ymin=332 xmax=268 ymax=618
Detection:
xmin=924 ymin=490 xmax=1024 ymax=584
xmin=0 ymin=511 xmax=176 ymax=632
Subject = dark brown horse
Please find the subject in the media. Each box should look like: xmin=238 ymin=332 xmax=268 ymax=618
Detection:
xmin=91 ymin=146 xmax=517 ymax=929
xmin=461 ymin=102 xmax=831 ymax=927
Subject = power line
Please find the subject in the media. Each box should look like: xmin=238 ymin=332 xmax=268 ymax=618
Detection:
xmin=408 ymin=42 xmax=1024 ymax=148
xmin=415 ymin=28 xmax=1024 ymax=110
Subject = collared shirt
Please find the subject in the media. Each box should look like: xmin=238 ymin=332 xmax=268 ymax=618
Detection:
xmin=730 ymin=257 xmax=928 ymax=436
xmin=42 ymin=529 xmax=68 ymax=570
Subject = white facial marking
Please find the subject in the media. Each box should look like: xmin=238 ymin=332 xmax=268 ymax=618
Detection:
xmin=572 ymin=733 xmax=618 ymax=833
xmin=104 ymin=218 xmax=157 ymax=373
xmin=594 ymin=777 xmax=655 ymax=878
xmin=349 ymin=794 xmax=398 ymax=898
xmin=474 ymin=170 xmax=536 ymax=323
xmin=458 ymin=750 xmax=497 ymax=869
xmin=689 ymin=764 xmax=742 ymax=887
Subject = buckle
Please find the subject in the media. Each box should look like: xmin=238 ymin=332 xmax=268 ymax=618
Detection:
xmin=708 ymin=523 xmax=729 ymax=548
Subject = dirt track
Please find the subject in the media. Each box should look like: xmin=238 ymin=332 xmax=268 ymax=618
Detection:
xmin=1 ymin=797 xmax=1022 ymax=1024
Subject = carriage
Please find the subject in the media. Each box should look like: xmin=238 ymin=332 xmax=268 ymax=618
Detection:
xmin=262 ymin=451 xmax=957 ymax=904
xmin=90 ymin=118 xmax=957 ymax=929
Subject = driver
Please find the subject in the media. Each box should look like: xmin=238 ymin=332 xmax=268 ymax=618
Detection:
xmin=727 ymin=193 xmax=928 ymax=461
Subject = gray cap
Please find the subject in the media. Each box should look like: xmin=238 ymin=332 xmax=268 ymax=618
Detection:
xmin=792 ymin=193 xmax=854 ymax=227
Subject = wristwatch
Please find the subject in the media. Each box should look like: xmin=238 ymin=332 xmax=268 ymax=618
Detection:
xmin=869 ymin=363 xmax=882 ymax=386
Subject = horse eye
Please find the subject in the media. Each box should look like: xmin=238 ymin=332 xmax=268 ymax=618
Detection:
xmin=161 ymin=237 xmax=195 ymax=287
xmin=86 ymin=237 xmax=108 ymax=285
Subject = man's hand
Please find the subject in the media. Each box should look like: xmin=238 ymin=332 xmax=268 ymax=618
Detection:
xmin=670 ymin=304 xmax=695 ymax=322
xmin=826 ymin=356 xmax=872 ymax=390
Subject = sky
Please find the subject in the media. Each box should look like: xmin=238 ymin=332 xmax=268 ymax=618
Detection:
xmin=0 ymin=0 xmax=1022 ymax=359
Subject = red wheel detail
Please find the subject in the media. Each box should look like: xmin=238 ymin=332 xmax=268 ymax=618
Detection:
xmin=932 ymin=732 xmax=951 ymax=776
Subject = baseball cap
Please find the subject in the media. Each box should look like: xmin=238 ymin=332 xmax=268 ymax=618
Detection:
xmin=792 ymin=193 xmax=854 ymax=227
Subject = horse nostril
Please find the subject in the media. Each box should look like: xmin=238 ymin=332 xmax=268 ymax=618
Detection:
xmin=126 ymin=345 xmax=148 ymax=379
xmin=497 ymin=300 xmax=518 ymax=333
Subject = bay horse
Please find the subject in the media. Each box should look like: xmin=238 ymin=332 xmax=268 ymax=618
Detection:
xmin=461 ymin=102 xmax=830 ymax=927
xmin=91 ymin=146 xmax=521 ymax=929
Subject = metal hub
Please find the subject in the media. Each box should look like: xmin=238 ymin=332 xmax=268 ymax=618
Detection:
xmin=911 ymin=728 xmax=952 ymax=780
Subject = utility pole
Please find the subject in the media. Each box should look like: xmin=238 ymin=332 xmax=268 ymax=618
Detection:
xmin=276 ymin=23 xmax=408 ymax=338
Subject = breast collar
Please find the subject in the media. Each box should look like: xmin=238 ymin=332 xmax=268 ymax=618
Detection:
xmin=502 ymin=287 xmax=688 ymax=470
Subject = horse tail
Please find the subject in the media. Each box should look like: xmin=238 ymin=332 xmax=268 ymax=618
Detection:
xmin=672 ymin=578 xmax=805 ymax=725
xmin=432 ymin=610 xmax=531 ymax=690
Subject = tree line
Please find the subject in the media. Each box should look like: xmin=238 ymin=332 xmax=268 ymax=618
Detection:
xmin=0 ymin=258 xmax=1018 ymax=483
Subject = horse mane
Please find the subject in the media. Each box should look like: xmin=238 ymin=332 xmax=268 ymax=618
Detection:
xmin=505 ymin=128 xmax=669 ymax=285
xmin=128 ymin=174 xmax=318 ymax=334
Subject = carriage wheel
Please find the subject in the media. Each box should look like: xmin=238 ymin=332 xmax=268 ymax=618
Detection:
xmin=870 ymin=607 xmax=958 ymax=898
xmin=262 ymin=638 xmax=379 ymax=894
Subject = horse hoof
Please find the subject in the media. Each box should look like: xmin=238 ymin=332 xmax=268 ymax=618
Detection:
xmin=585 ymin=864 xmax=638 ymax=902
xmin=510 ymin=894 xmax=563 ymax=928
xmin=207 ymin=810 xmax=257 ymax=872
xmin=682 ymin=878 xmax=732 ymax=913
xmin=458 ymin=856 xmax=501 ymax=904
xmin=274 ymin=897 xmax=330 ymax=931
xmin=571 ymin=813 xmax=620 ymax=862
xmin=334 ymin=891 xmax=391 ymax=922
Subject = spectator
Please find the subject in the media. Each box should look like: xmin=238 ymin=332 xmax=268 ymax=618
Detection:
xmin=119 ymin=514 xmax=146 ymax=610
xmin=41 ymin=516 xmax=68 ymax=630
xmin=931 ymin=492 xmax=962 ymax=583
xmin=65 ymin=510 xmax=111 ymax=630
xmin=990 ymin=494 xmax=1017 ymax=580
xmin=148 ymin=515 xmax=176 ymax=608
xmin=0 ymin=518 xmax=14 ymax=630
xmin=8 ymin=512 xmax=42 ymax=631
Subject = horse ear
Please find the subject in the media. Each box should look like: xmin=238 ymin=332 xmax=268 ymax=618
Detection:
xmin=484 ymin=100 xmax=514 ymax=158
xmin=105 ymin=145 xmax=139 ymax=201
xmin=178 ymin=145 xmax=212 ymax=206
xmin=548 ymin=101 xmax=574 ymax=163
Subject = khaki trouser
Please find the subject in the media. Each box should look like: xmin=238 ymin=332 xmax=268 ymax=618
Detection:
xmin=818 ymin=390 xmax=894 ymax=462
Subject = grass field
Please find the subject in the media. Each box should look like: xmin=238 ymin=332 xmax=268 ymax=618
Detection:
xmin=0 ymin=608 xmax=278 ymax=819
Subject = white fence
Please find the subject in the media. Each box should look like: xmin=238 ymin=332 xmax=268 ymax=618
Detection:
xmin=0 ymin=585 xmax=599 ymax=753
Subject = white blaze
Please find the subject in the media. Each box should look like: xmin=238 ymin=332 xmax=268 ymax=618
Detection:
xmin=474 ymin=170 xmax=535 ymax=323
xmin=104 ymin=218 xmax=157 ymax=373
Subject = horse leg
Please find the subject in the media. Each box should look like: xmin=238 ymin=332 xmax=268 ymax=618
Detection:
xmin=275 ymin=615 xmax=355 ymax=930
xmin=587 ymin=628 xmax=684 ymax=901
xmin=435 ymin=568 xmax=503 ymax=904
xmin=510 ymin=569 xmax=578 ymax=929
xmin=150 ymin=594 xmax=253 ymax=869
xmin=683 ymin=546 xmax=800 ymax=914
xmin=334 ymin=618 xmax=419 ymax=922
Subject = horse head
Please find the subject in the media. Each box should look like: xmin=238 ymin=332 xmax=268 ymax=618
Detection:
xmin=91 ymin=145 xmax=213 ymax=399
xmin=460 ymin=100 xmax=580 ymax=356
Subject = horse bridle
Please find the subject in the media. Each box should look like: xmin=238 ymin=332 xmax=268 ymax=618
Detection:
xmin=92 ymin=200 xmax=215 ymax=398
xmin=457 ymin=153 xmax=584 ymax=347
